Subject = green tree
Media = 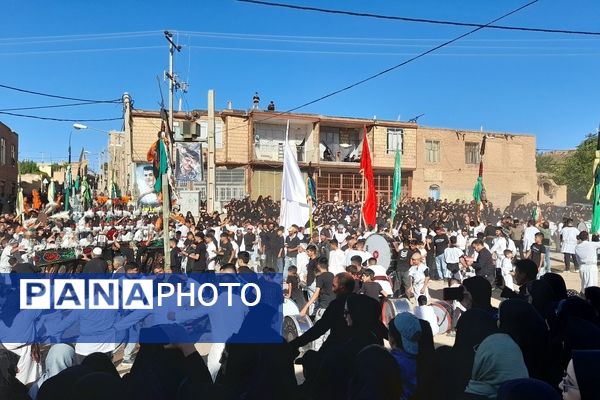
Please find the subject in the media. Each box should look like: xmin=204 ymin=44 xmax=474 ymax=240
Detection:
xmin=554 ymin=134 xmax=597 ymax=203
xmin=18 ymin=160 xmax=41 ymax=174
xmin=536 ymin=153 xmax=560 ymax=175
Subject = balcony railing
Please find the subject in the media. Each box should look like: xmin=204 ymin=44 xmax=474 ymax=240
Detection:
xmin=254 ymin=142 xmax=305 ymax=162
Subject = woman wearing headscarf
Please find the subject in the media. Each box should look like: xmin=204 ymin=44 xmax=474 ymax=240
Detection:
xmin=0 ymin=349 xmax=30 ymax=400
xmin=541 ymin=273 xmax=568 ymax=301
xmin=462 ymin=333 xmax=529 ymax=399
xmin=29 ymin=344 xmax=75 ymax=400
xmin=308 ymin=294 xmax=387 ymax=400
xmin=348 ymin=345 xmax=402 ymax=400
xmin=498 ymin=299 xmax=553 ymax=384
xmin=497 ymin=378 xmax=560 ymax=400
xmin=583 ymin=286 xmax=600 ymax=317
xmin=560 ymin=350 xmax=600 ymax=400
xmin=461 ymin=276 xmax=498 ymax=319
xmin=431 ymin=309 xmax=498 ymax=400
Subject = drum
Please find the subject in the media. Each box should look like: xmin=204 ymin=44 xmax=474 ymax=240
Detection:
xmin=283 ymin=298 xmax=300 ymax=317
xmin=283 ymin=314 xmax=314 ymax=353
xmin=381 ymin=297 xmax=413 ymax=326
xmin=365 ymin=234 xmax=398 ymax=270
xmin=431 ymin=300 xmax=453 ymax=334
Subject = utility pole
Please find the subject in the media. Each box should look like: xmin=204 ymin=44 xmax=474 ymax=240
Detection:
xmin=207 ymin=90 xmax=216 ymax=214
xmin=164 ymin=31 xmax=182 ymax=162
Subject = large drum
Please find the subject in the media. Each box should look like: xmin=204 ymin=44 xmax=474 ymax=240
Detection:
xmin=283 ymin=314 xmax=314 ymax=353
xmin=381 ymin=297 xmax=413 ymax=326
xmin=283 ymin=298 xmax=300 ymax=317
xmin=365 ymin=234 xmax=398 ymax=270
xmin=431 ymin=300 xmax=453 ymax=334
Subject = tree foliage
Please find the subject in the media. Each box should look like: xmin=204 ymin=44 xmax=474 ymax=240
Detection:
xmin=539 ymin=134 xmax=597 ymax=203
xmin=18 ymin=160 xmax=41 ymax=174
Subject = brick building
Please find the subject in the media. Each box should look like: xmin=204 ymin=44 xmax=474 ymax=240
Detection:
xmin=0 ymin=121 xmax=18 ymax=212
xmin=121 ymin=99 xmax=562 ymax=210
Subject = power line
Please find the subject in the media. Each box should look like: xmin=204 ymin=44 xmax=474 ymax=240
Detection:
xmin=0 ymin=45 xmax=163 ymax=57
xmin=0 ymin=30 xmax=161 ymax=42
xmin=238 ymin=0 xmax=600 ymax=36
xmin=281 ymin=1 xmax=540 ymax=113
xmin=0 ymin=83 xmax=122 ymax=103
xmin=0 ymin=101 xmax=119 ymax=112
xmin=0 ymin=111 xmax=122 ymax=122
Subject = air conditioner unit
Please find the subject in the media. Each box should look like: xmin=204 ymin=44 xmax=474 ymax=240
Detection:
xmin=182 ymin=121 xmax=193 ymax=140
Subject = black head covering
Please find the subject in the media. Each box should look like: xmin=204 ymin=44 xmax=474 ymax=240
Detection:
xmin=584 ymin=286 xmax=600 ymax=317
xmin=68 ymin=372 xmax=126 ymax=400
xmin=572 ymin=350 xmax=600 ymax=400
xmin=348 ymin=345 xmax=402 ymax=400
xmin=527 ymin=279 xmax=559 ymax=318
xmin=462 ymin=276 xmax=495 ymax=313
xmin=540 ymin=273 xmax=567 ymax=301
xmin=557 ymin=296 xmax=599 ymax=325
xmin=564 ymin=317 xmax=600 ymax=353
xmin=0 ymin=349 xmax=29 ymax=400
xmin=81 ymin=352 xmax=119 ymax=378
xmin=497 ymin=378 xmax=560 ymax=400
xmin=177 ymin=381 xmax=236 ymax=400
xmin=498 ymin=299 xmax=550 ymax=382
xmin=38 ymin=365 xmax=93 ymax=400
xmin=430 ymin=309 xmax=497 ymax=400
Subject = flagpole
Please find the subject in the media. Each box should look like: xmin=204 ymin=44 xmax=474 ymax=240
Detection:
xmin=161 ymin=136 xmax=171 ymax=271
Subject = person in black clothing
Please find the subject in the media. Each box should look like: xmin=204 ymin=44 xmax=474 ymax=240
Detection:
xmin=168 ymin=238 xmax=182 ymax=273
xmin=289 ymin=272 xmax=355 ymax=352
xmin=286 ymin=265 xmax=307 ymax=309
xmin=181 ymin=232 xmax=207 ymax=273
xmin=346 ymin=264 xmax=362 ymax=294
xmin=433 ymin=227 xmax=450 ymax=281
xmin=236 ymin=251 xmax=255 ymax=275
xmin=483 ymin=220 xmax=497 ymax=248
xmin=391 ymin=239 xmax=415 ymax=297
xmin=359 ymin=268 xmax=387 ymax=300
xmin=301 ymin=257 xmax=334 ymax=316
xmin=83 ymin=247 xmax=108 ymax=273
xmin=472 ymin=239 xmax=495 ymax=285
xmin=305 ymin=244 xmax=319 ymax=288
xmin=218 ymin=233 xmax=235 ymax=266
xmin=242 ymin=226 xmax=256 ymax=254
xmin=529 ymin=232 xmax=546 ymax=274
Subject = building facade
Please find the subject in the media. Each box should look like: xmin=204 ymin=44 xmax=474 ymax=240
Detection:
xmin=0 ymin=121 xmax=18 ymax=212
xmin=122 ymin=103 xmax=556 ymax=210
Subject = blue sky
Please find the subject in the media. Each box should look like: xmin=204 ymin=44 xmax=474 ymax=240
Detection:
xmin=1 ymin=0 xmax=599 ymax=169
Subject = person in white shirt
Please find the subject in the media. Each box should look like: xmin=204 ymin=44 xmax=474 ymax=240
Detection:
xmin=328 ymin=239 xmax=346 ymax=275
xmin=0 ymin=240 xmax=19 ymax=273
xmin=414 ymin=295 xmax=439 ymax=335
xmin=574 ymin=231 xmax=600 ymax=292
xmin=523 ymin=220 xmax=540 ymax=258
xmin=295 ymin=243 xmax=310 ymax=282
xmin=334 ymin=225 xmax=348 ymax=248
xmin=561 ymin=218 xmax=580 ymax=273
xmin=455 ymin=229 xmax=469 ymax=252
xmin=444 ymin=236 xmax=465 ymax=282
xmin=490 ymin=227 xmax=516 ymax=270
xmin=500 ymin=249 xmax=515 ymax=291
xmin=205 ymin=235 xmax=218 ymax=271
xmin=408 ymin=252 xmax=430 ymax=300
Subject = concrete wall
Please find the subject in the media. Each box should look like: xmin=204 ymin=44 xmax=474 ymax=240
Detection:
xmin=0 ymin=121 xmax=18 ymax=200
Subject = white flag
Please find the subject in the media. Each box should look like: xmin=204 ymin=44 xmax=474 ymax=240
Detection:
xmin=279 ymin=121 xmax=309 ymax=232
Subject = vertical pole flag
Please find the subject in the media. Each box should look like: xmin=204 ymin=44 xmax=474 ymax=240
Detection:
xmin=360 ymin=126 xmax=377 ymax=228
xmin=390 ymin=133 xmax=402 ymax=226
xmin=472 ymin=135 xmax=487 ymax=221
xmin=280 ymin=120 xmax=310 ymax=232
xmin=588 ymin=126 xmax=600 ymax=234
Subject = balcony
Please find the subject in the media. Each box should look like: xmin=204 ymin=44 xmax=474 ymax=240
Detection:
xmin=254 ymin=141 xmax=305 ymax=162
xmin=320 ymin=126 xmax=361 ymax=163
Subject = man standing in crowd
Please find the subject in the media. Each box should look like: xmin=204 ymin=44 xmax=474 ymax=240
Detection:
xmin=433 ymin=227 xmax=449 ymax=280
xmin=522 ymin=219 xmax=539 ymax=259
xmin=83 ymin=247 xmax=108 ymax=273
xmin=472 ymin=239 xmax=495 ymax=285
xmin=510 ymin=218 xmax=525 ymax=259
xmin=574 ymin=231 xmax=600 ymax=292
xmin=560 ymin=218 xmax=580 ymax=273
xmin=284 ymin=226 xmax=301 ymax=271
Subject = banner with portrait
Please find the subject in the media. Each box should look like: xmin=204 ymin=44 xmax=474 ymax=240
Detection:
xmin=135 ymin=163 xmax=160 ymax=206
xmin=175 ymin=142 xmax=203 ymax=190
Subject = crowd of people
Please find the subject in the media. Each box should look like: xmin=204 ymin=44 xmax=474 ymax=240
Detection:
xmin=0 ymin=194 xmax=599 ymax=399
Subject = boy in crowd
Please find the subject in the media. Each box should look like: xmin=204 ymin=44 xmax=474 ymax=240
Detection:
xmin=414 ymin=295 xmax=439 ymax=336
xmin=285 ymin=265 xmax=307 ymax=309
xmin=501 ymin=249 xmax=515 ymax=291
xmin=359 ymin=268 xmax=389 ymax=300
xmin=300 ymin=257 xmax=334 ymax=317
xmin=529 ymin=232 xmax=546 ymax=277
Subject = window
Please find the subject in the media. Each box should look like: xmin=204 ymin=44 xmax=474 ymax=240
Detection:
xmin=386 ymin=128 xmax=404 ymax=154
xmin=10 ymin=144 xmax=15 ymax=165
xmin=425 ymin=140 xmax=440 ymax=163
xmin=465 ymin=142 xmax=480 ymax=164
xmin=0 ymin=138 xmax=5 ymax=165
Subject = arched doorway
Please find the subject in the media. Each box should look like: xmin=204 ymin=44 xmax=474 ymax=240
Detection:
xmin=429 ymin=184 xmax=440 ymax=200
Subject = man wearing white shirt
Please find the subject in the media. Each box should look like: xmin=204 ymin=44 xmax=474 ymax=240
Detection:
xmin=574 ymin=231 xmax=600 ymax=292
xmin=455 ymin=229 xmax=469 ymax=252
xmin=295 ymin=243 xmax=310 ymax=282
xmin=522 ymin=220 xmax=540 ymax=258
xmin=561 ymin=218 xmax=580 ymax=272
xmin=328 ymin=239 xmax=346 ymax=275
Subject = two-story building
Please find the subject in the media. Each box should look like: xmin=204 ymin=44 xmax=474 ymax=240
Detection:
xmin=0 ymin=121 xmax=18 ymax=212
xmin=122 ymin=100 xmax=560 ymax=210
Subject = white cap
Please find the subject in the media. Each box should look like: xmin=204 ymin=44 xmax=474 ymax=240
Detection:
xmin=92 ymin=247 xmax=102 ymax=256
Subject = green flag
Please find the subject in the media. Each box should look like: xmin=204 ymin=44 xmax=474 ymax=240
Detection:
xmin=390 ymin=144 xmax=402 ymax=223
xmin=154 ymin=138 xmax=168 ymax=193
xmin=592 ymin=163 xmax=600 ymax=234
xmin=473 ymin=176 xmax=483 ymax=204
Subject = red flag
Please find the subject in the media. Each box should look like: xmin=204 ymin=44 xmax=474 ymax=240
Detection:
xmin=360 ymin=126 xmax=377 ymax=228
